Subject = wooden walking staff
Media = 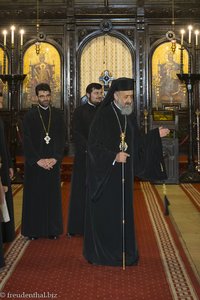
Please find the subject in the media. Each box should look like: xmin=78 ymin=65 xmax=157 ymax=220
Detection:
xmin=119 ymin=131 xmax=128 ymax=270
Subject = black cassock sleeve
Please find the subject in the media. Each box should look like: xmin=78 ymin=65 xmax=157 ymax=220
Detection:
xmin=73 ymin=107 xmax=87 ymax=152
xmin=22 ymin=112 xmax=41 ymax=165
xmin=87 ymin=112 xmax=167 ymax=202
xmin=87 ymin=112 xmax=117 ymax=202
xmin=133 ymin=124 xmax=167 ymax=181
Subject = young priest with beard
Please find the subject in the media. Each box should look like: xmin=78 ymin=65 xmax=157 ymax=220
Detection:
xmin=22 ymin=83 xmax=66 ymax=240
xmin=83 ymin=77 xmax=169 ymax=267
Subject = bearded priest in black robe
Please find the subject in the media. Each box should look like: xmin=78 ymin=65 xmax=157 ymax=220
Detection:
xmin=21 ymin=83 xmax=66 ymax=240
xmin=67 ymin=83 xmax=103 ymax=236
xmin=83 ymin=77 xmax=170 ymax=267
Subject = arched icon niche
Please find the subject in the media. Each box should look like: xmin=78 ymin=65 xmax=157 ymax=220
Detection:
xmin=80 ymin=35 xmax=133 ymax=99
xmin=22 ymin=42 xmax=61 ymax=109
xmin=151 ymin=42 xmax=188 ymax=110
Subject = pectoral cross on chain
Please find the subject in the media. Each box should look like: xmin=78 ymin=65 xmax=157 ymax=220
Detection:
xmin=44 ymin=133 xmax=51 ymax=144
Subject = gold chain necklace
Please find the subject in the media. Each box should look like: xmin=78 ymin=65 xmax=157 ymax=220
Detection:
xmin=37 ymin=106 xmax=52 ymax=144
xmin=111 ymin=102 xmax=128 ymax=151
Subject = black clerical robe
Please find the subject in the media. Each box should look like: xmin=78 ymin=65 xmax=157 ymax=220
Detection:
xmin=0 ymin=166 xmax=4 ymax=268
xmin=0 ymin=118 xmax=15 ymax=243
xmin=0 ymin=132 xmax=5 ymax=268
xmin=83 ymin=103 xmax=167 ymax=266
xmin=21 ymin=106 xmax=66 ymax=238
xmin=67 ymin=102 xmax=98 ymax=235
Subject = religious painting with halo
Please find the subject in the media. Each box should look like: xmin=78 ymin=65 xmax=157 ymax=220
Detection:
xmin=152 ymin=42 xmax=188 ymax=109
xmin=0 ymin=47 xmax=9 ymax=109
xmin=22 ymin=42 xmax=61 ymax=109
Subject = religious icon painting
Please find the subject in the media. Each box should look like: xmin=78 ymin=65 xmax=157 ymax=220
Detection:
xmin=22 ymin=42 xmax=62 ymax=109
xmin=0 ymin=47 xmax=9 ymax=110
xmin=151 ymin=42 xmax=188 ymax=109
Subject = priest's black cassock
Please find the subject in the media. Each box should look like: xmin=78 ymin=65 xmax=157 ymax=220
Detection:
xmin=83 ymin=78 xmax=167 ymax=266
xmin=0 ymin=122 xmax=5 ymax=268
xmin=0 ymin=118 xmax=15 ymax=243
xmin=67 ymin=102 xmax=99 ymax=235
xmin=0 ymin=232 xmax=4 ymax=268
xmin=0 ymin=175 xmax=5 ymax=268
xmin=21 ymin=106 xmax=66 ymax=238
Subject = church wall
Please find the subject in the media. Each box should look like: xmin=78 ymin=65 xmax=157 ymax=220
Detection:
xmin=0 ymin=1 xmax=200 ymax=157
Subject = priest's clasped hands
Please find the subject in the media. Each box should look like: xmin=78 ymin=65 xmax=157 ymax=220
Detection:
xmin=37 ymin=158 xmax=57 ymax=170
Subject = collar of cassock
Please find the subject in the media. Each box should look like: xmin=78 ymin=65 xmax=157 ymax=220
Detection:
xmin=113 ymin=101 xmax=122 ymax=111
xmin=87 ymin=100 xmax=96 ymax=107
xmin=39 ymin=104 xmax=49 ymax=110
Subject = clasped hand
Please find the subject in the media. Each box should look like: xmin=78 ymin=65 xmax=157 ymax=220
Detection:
xmin=37 ymin=158 xmax=57 ymax=170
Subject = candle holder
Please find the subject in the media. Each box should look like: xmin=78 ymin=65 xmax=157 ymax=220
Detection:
xmin=177 ymin=73 xmax=200 ymax=182
xmin=143 ymin=108 xmax=148 ymax=134
xmin=177 ymin=25 xmax=200 ymax=182
xmin=0 ymin=74 xmax=26 ymax=183
xmin=0 ymin=26 xmax=26 ymax=182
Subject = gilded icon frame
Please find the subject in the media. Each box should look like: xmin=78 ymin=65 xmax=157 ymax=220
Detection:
xmin=151 ymin=42 xmax=188 ymax=109
xmin=22 ymin=42 xmax=61 ymax=109
xmin=0 ymin=47 xmax=9 ymax=110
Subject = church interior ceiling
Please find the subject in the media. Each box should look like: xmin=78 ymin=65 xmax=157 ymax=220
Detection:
xmin=0 ymin=1 xmax=200 ymax=20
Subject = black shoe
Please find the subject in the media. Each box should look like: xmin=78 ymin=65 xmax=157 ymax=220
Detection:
xmin=87 ymin=260 xmax=98 ymax=266
xmin=48 ymin=235 xmax=58 ymax=240
xmin=28 ymin=237 xmax=38 ymax=240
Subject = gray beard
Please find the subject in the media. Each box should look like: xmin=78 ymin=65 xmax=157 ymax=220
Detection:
xmin=121 ymin=104 xmax=133 ymax=115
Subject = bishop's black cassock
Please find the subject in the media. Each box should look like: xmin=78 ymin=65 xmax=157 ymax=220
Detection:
xmin=83 ymin=78 xmax=167 ymax=266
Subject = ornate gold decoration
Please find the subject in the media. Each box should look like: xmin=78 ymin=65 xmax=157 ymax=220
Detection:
xmin=152 ymin=42 xmax=188 ymax=109
xmin=22 ymin=43 xmax=61 ymax=108
xmin=35 ymin=0 xmax=41 ymax=55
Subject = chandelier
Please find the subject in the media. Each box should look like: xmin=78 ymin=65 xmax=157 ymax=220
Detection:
xmin=166 ymin=0 xmax=176 ymax=53
xmin=35 ymin=0 xmax=41 ymax=55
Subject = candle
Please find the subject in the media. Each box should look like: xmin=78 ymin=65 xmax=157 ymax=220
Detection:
xmin=2 ymin=30 xmax=7 ymax=46
xmin=180 ymin=29 xmax=185 ymax=46
xmin=188 ymin=25 xmax=193 ymax=44
xmin=19 ymin=29 xmax=25 ymax=46
xmin=10 ymin=25 xmax=15 ymax=45
xmin=195 ymin=30 xmax=199 ymax=46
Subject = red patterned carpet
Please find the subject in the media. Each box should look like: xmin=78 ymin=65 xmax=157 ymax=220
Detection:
xmin=0 ymin=181 xmax=199 ymax=300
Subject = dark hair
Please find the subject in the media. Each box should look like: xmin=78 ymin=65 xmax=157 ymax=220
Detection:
xmin=86 ymin=83 xmax=102 ymax=94
xmin=35 ymin=83 xmax=51 ymax=96
xmin=0 ymin=92 xmax=3 ymax=97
